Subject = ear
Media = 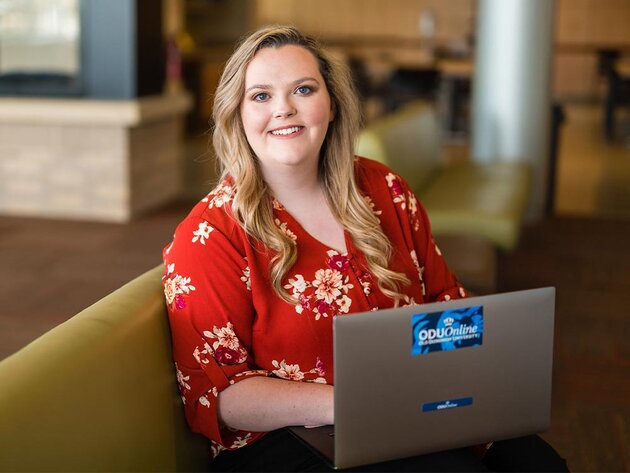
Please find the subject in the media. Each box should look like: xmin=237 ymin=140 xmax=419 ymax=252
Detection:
xmin=329 ymin=100 xmax=336 ymax=122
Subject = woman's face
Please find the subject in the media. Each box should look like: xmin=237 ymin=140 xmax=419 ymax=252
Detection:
xmin=240 ymin=45 xmax=334 ymax=179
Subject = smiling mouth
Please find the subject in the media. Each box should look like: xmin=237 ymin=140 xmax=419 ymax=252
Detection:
xmin=270 ymin=126 xmax=303 ymax=136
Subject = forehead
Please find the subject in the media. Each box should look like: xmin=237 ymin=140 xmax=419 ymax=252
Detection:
xmin=244 ymin=45 xmax=323 ymax=84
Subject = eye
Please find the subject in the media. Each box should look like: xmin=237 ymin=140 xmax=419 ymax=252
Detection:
xmin=295 ymin=85 xmax=313 ymax=95
xmin=253 ymin=92 xmax=269 ymax=102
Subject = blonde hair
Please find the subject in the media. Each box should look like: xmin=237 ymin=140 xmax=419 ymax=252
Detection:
xmin=212 ymin=25 xmax=410 ymax=304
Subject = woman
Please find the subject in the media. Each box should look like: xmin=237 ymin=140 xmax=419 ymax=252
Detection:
xmin=163 ymin=25 xmax=567 ymax=471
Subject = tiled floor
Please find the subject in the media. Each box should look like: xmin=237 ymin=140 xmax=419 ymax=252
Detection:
xmin=0 ymin=102 xmax=629 ymax=471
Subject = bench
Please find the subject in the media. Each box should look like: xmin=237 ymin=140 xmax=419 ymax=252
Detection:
xmin=0 ymin=266 xmax=209 ymax=472
xmin=356 ymin=101 xmax=530 ymax=292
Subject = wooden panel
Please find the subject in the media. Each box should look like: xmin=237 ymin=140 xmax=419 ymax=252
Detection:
xmin=254 ymin=0 xmax=630 ymax=47
xmin=238 ymin=0 xmax=630 ymax=99
xmin=553 ymin=54 xmax=602 ymax=99
xmin=252 ymin=0 xmax=475 ymax=44
xmin=556 ymin=0 xmax=630 ymax=45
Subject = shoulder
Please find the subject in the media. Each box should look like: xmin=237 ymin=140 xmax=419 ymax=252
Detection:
xmin=354 ymin=155 xmax=407 ymax=189
xmin=354 ymin=155 xmax=397 ymax=181
xmin=168 ymin=178 xmax=245 ymax=254
xmin=354 ymin=155 xmax=409 ymax=197
xmin=190 ymin=178 xmax=237 ymax=225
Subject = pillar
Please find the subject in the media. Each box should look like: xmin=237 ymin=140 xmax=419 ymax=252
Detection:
xmin=472 ymin=0 xmax=556 ymax=220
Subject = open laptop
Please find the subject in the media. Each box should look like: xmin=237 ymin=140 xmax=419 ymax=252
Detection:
xmin=289 ymin=287 xmax=556 ymax=469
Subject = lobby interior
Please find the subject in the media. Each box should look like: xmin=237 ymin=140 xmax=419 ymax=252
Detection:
xmin=1 ymin=1 xmax=629 ymax=471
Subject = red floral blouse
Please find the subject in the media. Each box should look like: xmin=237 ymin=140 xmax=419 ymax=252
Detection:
xmin=162 ymin=157 xmax=466 ymax=457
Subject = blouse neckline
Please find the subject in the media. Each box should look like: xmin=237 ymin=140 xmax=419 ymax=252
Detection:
xmin=272 ymin=197 xmax=351 ymax=257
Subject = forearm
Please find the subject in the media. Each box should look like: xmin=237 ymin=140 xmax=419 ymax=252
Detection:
xmin=217 ymin=376 xmax=334 ymax=432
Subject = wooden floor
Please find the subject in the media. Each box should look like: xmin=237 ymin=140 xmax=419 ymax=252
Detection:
xmin=1 ymin=103 xmax=629 ymax=472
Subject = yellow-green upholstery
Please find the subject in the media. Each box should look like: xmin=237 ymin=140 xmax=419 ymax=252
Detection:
xmin=421 ymin=162 xmax=530 ymax=252
xmin=357 ymin=101 xmax=443 ymax=193
xmin=356 ymin=101 xmax=530 ymax=252
xmin=0 ymin=265 xmax=209 ymax=472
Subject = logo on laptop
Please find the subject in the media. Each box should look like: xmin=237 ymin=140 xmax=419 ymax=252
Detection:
xmin=422 ymin=396 xmax=473 ymax=412
xmin=411 ymin=305 xmax=483 ymax=356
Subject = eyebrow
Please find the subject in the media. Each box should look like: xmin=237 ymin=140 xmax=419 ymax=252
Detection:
xmin=244 ymin=76 xmax=320 ymax=94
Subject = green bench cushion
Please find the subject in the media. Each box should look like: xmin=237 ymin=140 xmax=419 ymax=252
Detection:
xmin=356 ymin=101 xmax=442 ymax=192
xmin=421 ymin=162 xmax=530 ymax=251
xmin=356 ymin=100 xmax=530 ymax=252
xmin=0 ymin=265 xmax=209 ymax=472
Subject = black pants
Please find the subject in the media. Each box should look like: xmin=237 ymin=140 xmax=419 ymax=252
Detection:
xmin=211 ymin=428 xmax=569 ymax=472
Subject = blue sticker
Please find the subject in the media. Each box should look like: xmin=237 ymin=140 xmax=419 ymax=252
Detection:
xmin=411 ymin=305 xmax=483 ymax=356
xmin=422 ymin=397 xmax=473 ymax=412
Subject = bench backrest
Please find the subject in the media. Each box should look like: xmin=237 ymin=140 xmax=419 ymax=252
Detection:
xmin=356 ymin=101 xmax=443 ymax=193
xmin=0 ymin=265 xmax=209 ymax=472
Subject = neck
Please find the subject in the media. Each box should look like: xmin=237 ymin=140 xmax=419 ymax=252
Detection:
xmin=262 ymin=162 xmax=323 ymax=205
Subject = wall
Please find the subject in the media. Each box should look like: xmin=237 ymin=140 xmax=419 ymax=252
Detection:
xmin=251 ymin=0 xmax=630 ymax=101
xmin=185 ymin=0 xmax=253 ymax=45
xmin=554 ymin=0 xmax=630 ymax=100
xmin=254 ymin=0 xmax=475 ymax=45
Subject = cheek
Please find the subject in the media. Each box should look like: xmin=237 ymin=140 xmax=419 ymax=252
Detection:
xmin=313 ymin=97 xmax=335 ymax=126
xmin=240 ymin=104 xmax=266 ymax=136
xmin=305 ymin=103 xmax=333 ymax=129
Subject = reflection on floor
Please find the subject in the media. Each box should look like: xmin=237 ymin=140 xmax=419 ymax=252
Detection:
xmin=498 ymin=216 xmax=630 ymax=472
xmin=0 ymin=103 xmax=629 ymax=472
xmin=555 ymin=104 xmax=630 ymax=218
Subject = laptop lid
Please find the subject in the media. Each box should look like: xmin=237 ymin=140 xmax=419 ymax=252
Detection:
xmin=329 ymin=287 xmax=556 ymax=469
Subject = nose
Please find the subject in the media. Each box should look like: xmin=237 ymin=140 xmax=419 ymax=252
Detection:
xmin=273 ymin=97 xmax=296 ymax=119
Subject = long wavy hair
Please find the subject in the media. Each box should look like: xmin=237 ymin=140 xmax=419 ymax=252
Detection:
xmin=212 ymin=25 xmax=410 ymax=304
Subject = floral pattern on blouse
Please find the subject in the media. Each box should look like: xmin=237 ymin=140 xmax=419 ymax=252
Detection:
xmin=240 ymin=258 xmax=251 ymax=291
xmin=162 ymin=264 xmax=196 ymax=311
xmin=192 ymin=221 xmax=214 ymax=245
xmin=363 ymin=195 xmax=383 ymax=220
xmin=175 ymin=362 xmax=191 ymax=404
xmin=284 ymin=251 xmax=355 ymax=320
xmin=275 ymin=218 xmax=297 ymax=242
xmin=410 ymin=250 xmax=427 ymax=296
xmin=386 ymin=172 xmax=420 ymax=231
xmin=162 ymin=157 xmax=466 ymax=455
xmin=199 ymin=322 xmax=249 ymax=366
xmin=199 ymin=387 xmax=219 ymax=408
xmin=202 ymin=181 xmax=235 ymax=209
xmin=271 ymin=357 xmax=327 ymax=384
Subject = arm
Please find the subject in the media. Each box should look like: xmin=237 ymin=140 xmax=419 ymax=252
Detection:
xmin=218 ymin=376 xmax=333 ymax=431
xmin=165 ymin=212 xmax=332 ymax=451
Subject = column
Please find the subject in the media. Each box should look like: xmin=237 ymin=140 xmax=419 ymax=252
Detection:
xmin=472 ymin=0 xmax=556 ymax=220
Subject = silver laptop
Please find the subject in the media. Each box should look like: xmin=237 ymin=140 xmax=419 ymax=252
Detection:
xmin=289 ymin=287 xmax=556 ymax=469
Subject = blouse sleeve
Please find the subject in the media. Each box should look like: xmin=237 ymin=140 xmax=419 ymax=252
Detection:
xmin=162 ymin=214 xmax=268 ymax=456
xmin=385 ymin=171 xmax=467 ymax=303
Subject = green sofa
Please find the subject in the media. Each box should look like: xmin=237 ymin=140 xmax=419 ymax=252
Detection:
xmin=356 ymin=100 xmax=530 ymax=253
xmin=0 ymin=265 xmax=209 ymax=472
xmin=356 ymin=101 xmax=530 ymax=293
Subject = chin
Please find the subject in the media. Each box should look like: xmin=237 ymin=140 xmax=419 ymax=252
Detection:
xmin=270 ymin=152 xmax=315 ymax=167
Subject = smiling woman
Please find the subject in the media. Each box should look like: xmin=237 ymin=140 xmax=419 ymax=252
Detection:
xmin=161 ymin=25 xmax=568 ymax=472
xmin=240 ymin=45 xmax=334 ymax=180
xmin=239 ymin=45 xmax=341 ymax=252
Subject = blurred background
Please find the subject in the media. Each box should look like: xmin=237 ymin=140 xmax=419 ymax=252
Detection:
xmin=0 ymin=0 xmax=629 ymax=471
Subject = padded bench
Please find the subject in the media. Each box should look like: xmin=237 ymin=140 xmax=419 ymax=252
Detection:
xmin=0 ymin=265 xmax=209 ymax=472
xmin=356 ymin=101 xmax=530 ymax=291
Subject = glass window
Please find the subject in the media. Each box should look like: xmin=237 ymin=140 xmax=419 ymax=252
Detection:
xmin=0 ymin=0 xmax=81 ymax=95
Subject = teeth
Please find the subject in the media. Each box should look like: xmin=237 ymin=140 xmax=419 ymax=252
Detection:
xmin=271 ymin=126 xmax=301 ymax=136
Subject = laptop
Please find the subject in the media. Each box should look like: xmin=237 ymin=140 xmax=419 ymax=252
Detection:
xmin=289 ymin=287 xmax=556 ymax=469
